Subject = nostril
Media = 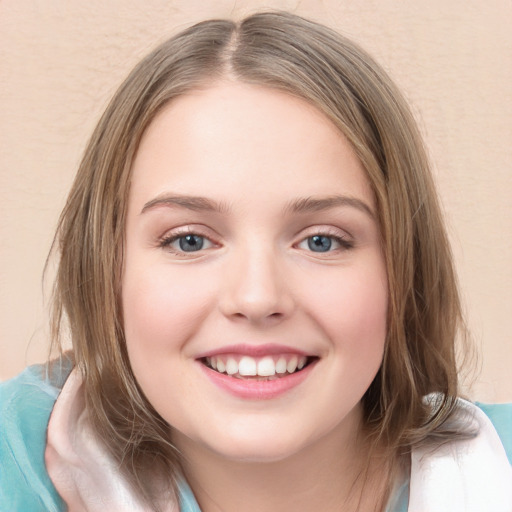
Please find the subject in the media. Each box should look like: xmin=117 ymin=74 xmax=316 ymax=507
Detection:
xmin=230 ymin=310 xmax=285 ymax=322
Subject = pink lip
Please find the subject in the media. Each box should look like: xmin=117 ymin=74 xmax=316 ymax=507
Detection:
xmin=198 ymin=358 xmax=318 ymax=400
xmin=196 ymin=343 xmax=311 ymax=359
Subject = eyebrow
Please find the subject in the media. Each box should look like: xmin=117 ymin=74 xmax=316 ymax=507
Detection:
xmin=285 ymin=195 xmax=375 ymax=218
xmin=140 ymin=193 xmax=374 ymax=218
xmin=141 ymin=194 xmax=230 ymax=215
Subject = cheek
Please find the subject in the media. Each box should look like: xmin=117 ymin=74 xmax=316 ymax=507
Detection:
xmin=303 ymin=261 xmax=388 ymax=355
xmin=122 ymin=266 xmax=211 ymax=355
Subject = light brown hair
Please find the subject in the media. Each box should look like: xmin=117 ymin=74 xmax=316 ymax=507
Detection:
xmin=50 ymin=11 xmax=469 ymax=507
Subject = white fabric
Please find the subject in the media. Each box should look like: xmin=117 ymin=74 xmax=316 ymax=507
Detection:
xmin=46 ymin=369 xmax=512 ymax=511
xmin=45 ymin=370 xmax=178 ymax=512
xmin=409 ymin=400 xmax=512 ymax=512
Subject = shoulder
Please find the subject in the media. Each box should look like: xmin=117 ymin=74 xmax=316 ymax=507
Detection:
xmin=476 ymin=401 xmax=512 ymax=465
xmin=0 ymin=357 xmax=72 ymax=512
xmin=408 ymin=398 xmax=512 ymax=512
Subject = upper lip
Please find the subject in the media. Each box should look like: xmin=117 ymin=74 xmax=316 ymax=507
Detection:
xmin=195 ymin=343 xmax=314 ymax=359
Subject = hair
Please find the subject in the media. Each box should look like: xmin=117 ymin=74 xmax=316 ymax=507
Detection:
xmin=49 ymin=10 xmax=471 ymax=508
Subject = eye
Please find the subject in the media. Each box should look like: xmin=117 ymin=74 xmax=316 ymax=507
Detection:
xmin=307 ymin=235 xmax=334 ymax=252
xmin=176 ymin=234 xmax=207 ymax=252
xmin=160 ymin=232 xmax=215 ymax=254
xmin=297 ymin=233 xmax=353 ymax=253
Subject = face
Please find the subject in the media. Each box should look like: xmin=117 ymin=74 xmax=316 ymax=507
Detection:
xmin=122 ymin=81 xmax=388 ymax=463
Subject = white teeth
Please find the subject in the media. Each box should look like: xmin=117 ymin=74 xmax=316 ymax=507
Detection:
xmin=238 ymin=356 xmax=257 ymax=376
xmin=226 ymin=357 xmax=238 ymax=375
xmin=216 ymin=359 xmax=226 ymax=373
xmin=257 ymin=356 xmax=276 ymax=376
xmin=275 ymin=357 xmax=287 ymax=374
xmin=207 ymin=354 xmax=309 ymax=376
xmin=287 ymin=356 xmax=298 ymax=373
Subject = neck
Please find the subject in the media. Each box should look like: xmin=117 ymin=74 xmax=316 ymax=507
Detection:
xmin=174 ymin=412 xmax=392 ymax=512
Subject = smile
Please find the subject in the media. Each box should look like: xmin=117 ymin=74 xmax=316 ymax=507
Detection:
xmin=203 ymin=354 xmax=314 ymax=380
xmin=196 ymin=346 xmax=319 ymax=400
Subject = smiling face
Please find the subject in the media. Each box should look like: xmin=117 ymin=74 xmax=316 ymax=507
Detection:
xmin=122 ymin=81 xmax=388 ymax=463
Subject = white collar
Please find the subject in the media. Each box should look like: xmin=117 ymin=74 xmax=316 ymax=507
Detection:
xmin=409 ymin=398 xmax=512 ymax=511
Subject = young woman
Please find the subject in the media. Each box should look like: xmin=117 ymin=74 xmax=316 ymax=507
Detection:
xmin=1 ymin=11 xmax=511 ymax=512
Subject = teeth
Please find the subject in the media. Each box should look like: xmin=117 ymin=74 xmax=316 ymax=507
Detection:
xmin=275 ymin=357 xmax=287 ymax=374
xmin=287 ymin=356 xmax=298 ymax=373
xmin=226 ymin=357 xmax=238 ymax=375
xmin=257 ymin=356 xmax=276 ymax=377
xmin=206 ymin=354 xmax=310 ymax=377
xmin=216 ymin=359 xmax=226 ymax=373
xmin=239 ymin=356 xmax=257 ymax=376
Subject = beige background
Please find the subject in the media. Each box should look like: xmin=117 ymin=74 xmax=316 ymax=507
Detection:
xmin=1 ymin=1 xmax=510 ymax=402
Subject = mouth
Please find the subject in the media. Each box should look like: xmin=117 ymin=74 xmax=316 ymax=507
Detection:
xmin=200 ymin=354 xmax=318 ymax=381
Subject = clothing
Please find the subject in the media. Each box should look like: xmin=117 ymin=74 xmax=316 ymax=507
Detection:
xmin=1 ymin=363 xmax=511 ymax=512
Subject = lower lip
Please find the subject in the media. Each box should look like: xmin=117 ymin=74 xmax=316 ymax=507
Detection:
xmin=198 ymin=361 xmax=317 ymax=400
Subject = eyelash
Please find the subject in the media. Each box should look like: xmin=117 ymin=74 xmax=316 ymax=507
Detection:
xmin=158 ymin=227 xmax=216 ymax=255
xmin=297 ymin=230 xmax=354 ymax=254
xmin=158 ymin=228 xmax=354 ymax=256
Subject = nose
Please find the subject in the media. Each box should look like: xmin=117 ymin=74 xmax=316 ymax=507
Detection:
xmin=219 ymin=244 xmax=295 ymax=325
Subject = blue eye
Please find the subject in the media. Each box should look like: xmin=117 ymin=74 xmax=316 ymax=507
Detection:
xmin=297 ymin=232 xmax=353 ymax=254
xmin=307 ymin=235 xmax=332 ymax=252
xmin=160 ymin=233 xmax=214 ymax=254
xmin=177 ymin=234 xmax=205 ymax=252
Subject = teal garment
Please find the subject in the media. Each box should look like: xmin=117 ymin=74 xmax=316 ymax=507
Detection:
xmin=0 ymin=362 xmax=68 ymax=512
xmin=1 ymin=365 xmax=511 ymax=512
xmin=388 ymin=482 xmax=409 ymax=512
xmin=178 ymin=479 xmax=202 ymax=512
xmin=0 ymin=362 xmax=200 ymax=512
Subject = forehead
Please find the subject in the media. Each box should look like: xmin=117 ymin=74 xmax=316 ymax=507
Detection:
xmin=129 ymin=81 xmax=374 ymax=211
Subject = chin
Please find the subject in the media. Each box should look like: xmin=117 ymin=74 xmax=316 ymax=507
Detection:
xmin=203 ymin=425 xmax=324 ymax=463
xmin=179 ymin=424 xmax=311 ymax=464
xmin=210 ymin=438 xmax=305 ymax=464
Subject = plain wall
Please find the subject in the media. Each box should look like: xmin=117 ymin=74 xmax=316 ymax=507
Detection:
xmin=1 ymin=0 xmax=511 ymax=402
